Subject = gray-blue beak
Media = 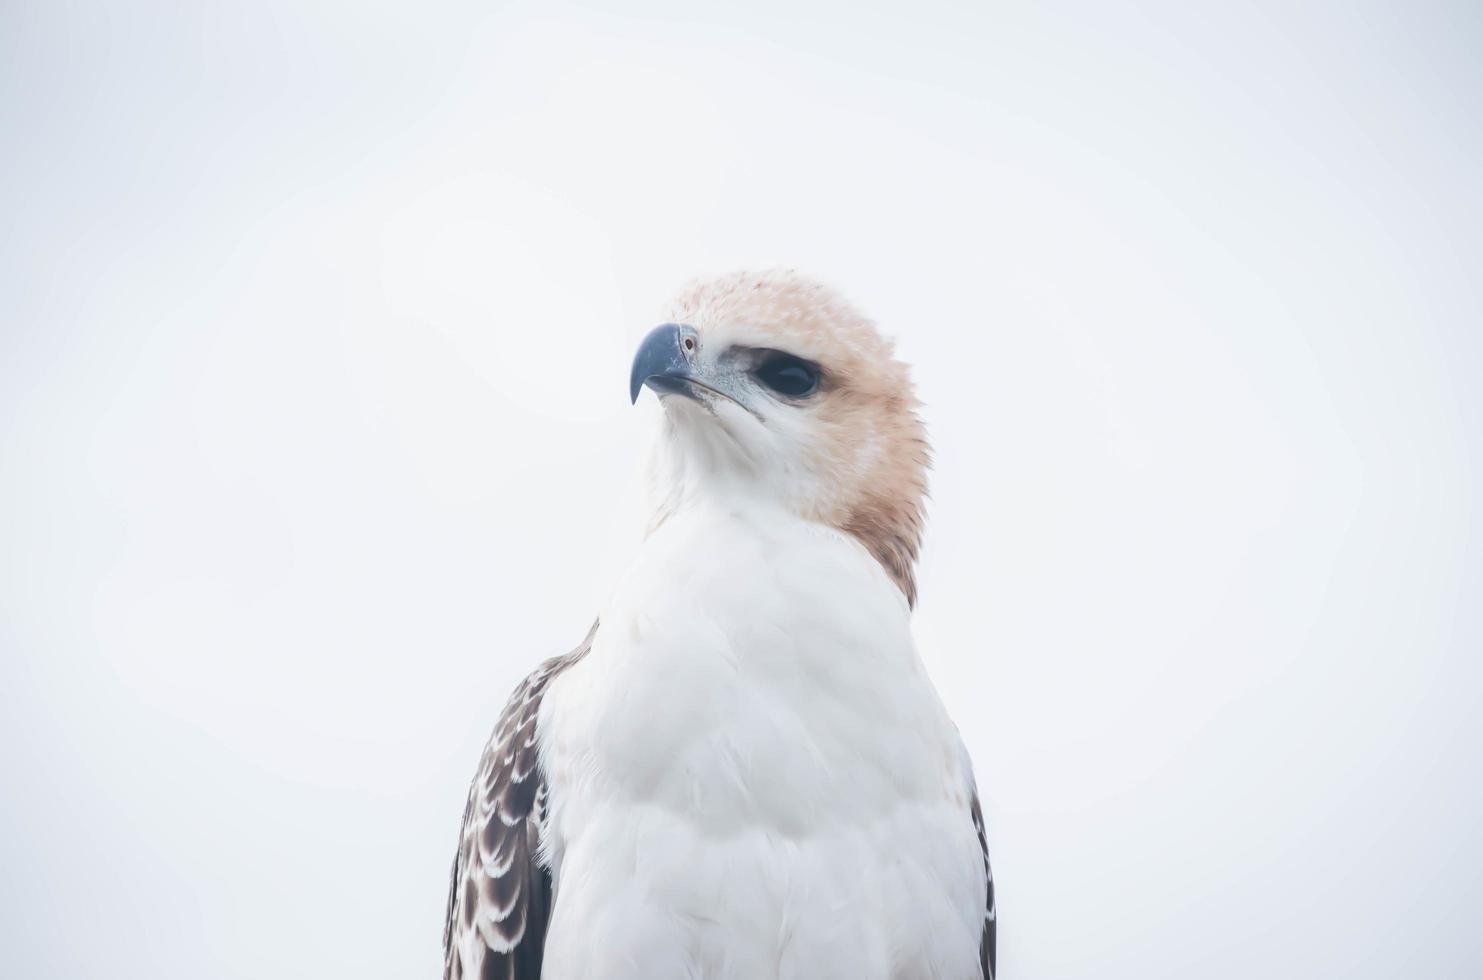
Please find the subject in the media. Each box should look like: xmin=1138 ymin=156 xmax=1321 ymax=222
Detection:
xmin=630 ymin=323 xmax=700 ymax=404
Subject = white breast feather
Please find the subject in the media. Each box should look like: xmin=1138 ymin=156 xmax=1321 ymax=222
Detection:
xmin=535 ymin=502 xmax=986 ymax=980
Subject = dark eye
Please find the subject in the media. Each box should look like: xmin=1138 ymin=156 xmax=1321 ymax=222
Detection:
xmin=753 ymin=353 xmax=821 ymax=398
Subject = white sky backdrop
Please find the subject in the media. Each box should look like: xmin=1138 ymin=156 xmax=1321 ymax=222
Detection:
xmin=3 ymin=1 xmax=1480 ymax=977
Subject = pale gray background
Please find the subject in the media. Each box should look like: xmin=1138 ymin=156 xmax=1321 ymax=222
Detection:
xmin=3 ymin=1 xmax=1479 ymax=977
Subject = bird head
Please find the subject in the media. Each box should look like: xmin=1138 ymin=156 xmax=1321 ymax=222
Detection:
xmin=631 ymin=270 xmax=930 ymax=606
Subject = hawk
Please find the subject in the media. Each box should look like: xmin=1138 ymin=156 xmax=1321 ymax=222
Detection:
xmin=444 ymin=271 xmax=996 ymax=979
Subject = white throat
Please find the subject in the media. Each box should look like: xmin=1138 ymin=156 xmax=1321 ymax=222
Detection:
xmin=644 ymin=397 xmax=834 ymax=538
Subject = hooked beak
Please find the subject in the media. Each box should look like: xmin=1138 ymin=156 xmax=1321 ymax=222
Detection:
xmin=629 ymin=323 xmax=703 ymax=404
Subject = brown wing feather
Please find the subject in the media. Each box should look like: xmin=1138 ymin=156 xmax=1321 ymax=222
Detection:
xmin=443 ymin=623 xmax=596 ymax=980
xmin=970 ymin=789 xmax=997 ymax=980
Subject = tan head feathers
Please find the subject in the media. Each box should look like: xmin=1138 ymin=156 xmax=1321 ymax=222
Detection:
xmin=665 ymin=270 xmax=931 ymax=605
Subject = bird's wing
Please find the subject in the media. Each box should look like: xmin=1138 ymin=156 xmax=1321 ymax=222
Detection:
xmin=970 ymin=785 xmax=998 ymax=980
xmin=443 ymin=623 xmax=596 ymax=980
xmin=957 ymin=739 xmax=997 ymax=980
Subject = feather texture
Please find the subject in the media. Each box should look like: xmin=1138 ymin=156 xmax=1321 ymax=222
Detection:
xmin=971 ymin=788 xmax=998 ymax=980
xmin=443 ymin=624 xmax=596 ymax=980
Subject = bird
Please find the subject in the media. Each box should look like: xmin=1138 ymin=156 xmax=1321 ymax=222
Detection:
xmin=442 ymin=270 xmax=995 ymax=980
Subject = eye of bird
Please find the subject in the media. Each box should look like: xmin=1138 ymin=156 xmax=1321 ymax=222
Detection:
xmin=753 ymin=352 xmax=821 ymax=398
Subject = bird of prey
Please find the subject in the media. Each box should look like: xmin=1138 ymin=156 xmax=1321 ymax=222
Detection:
xmin=443 ymin=270 xmax=995 ymax=980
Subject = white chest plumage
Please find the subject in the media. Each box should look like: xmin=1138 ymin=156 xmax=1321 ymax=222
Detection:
xmin=535 ymin=503 xmax=986 ymax=980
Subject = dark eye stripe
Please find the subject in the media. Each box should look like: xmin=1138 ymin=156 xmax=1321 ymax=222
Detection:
xmin=753 ymin=353 xmax=820 ymax=398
